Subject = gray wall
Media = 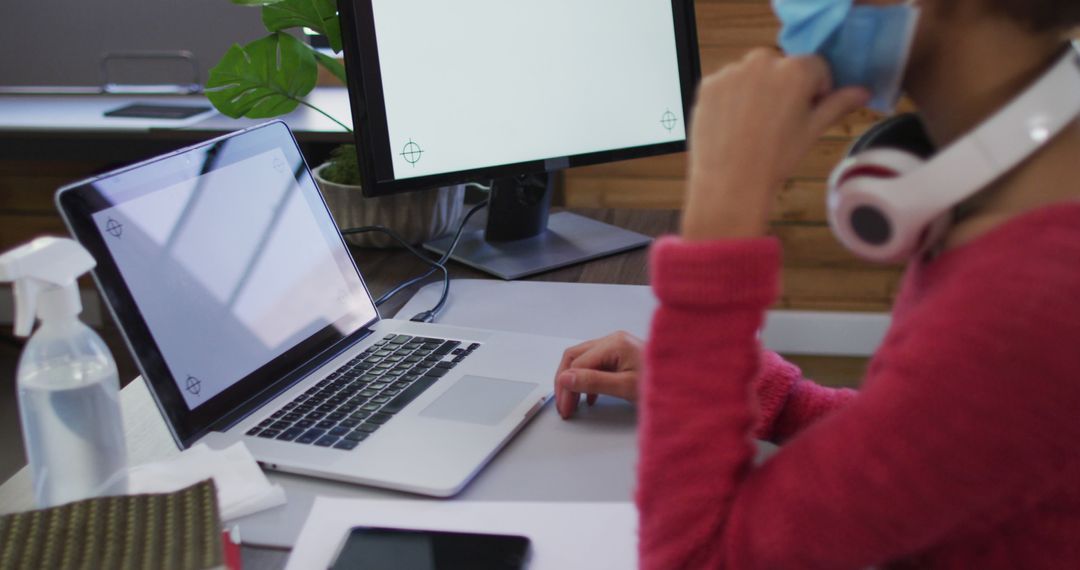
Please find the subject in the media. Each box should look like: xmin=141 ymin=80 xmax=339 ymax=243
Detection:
xmin=1 ymin=1 xmax=272 ymax=86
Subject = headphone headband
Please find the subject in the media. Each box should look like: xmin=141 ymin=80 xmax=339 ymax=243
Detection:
xmin=829 ymin=43 xmax=1080 ymax=263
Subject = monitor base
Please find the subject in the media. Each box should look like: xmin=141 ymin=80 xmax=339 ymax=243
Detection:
xmin=423 ymin=212 xmax=652 ymax=280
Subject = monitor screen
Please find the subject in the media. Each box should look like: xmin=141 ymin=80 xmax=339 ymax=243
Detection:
xmin=341 ymin=0 xmax=700 ymax=196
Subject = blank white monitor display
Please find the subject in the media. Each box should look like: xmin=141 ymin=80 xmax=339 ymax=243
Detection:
xmin=370 ymin=0 xmax=688 ymax=180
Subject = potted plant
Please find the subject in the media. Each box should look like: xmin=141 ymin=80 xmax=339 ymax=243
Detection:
xmin=204 ymin=0 xmax=463 ymax=248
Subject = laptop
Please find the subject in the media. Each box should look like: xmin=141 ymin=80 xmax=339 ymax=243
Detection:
xmin=56 ymin=121 xmax=576 ymax=497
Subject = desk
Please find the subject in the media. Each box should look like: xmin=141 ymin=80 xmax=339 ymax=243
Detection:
xmin=0 ymin=87 xmax=352 ymax=164
xmin=0 ymin=208 xmax=685 ymax=569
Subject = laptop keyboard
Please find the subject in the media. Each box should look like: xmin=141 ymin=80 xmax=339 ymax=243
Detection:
xmin=245 ymin=334 xmax=481 ymax=450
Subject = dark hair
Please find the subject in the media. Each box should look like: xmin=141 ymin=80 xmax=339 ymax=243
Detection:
xmin=986 ymin=0 xmax=1080 ymax=33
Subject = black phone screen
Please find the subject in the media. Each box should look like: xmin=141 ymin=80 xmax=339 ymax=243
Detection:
xmin=329 ymin=526 xmax=532 ymax=570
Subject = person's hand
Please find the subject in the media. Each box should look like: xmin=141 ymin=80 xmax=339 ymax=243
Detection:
xmin=682 ymin=49 xmax=870 ymax=241
xmin=554 ymin=331 xmax=643 ymax=419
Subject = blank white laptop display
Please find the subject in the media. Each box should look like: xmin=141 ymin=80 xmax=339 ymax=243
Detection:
xmin=56 ymin=121 xmax=576 ymax=496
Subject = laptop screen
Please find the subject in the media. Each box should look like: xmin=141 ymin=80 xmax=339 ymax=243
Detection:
xmin=57 ymin=122 xmax=378 ymax=445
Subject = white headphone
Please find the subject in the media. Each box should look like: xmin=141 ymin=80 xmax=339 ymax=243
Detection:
xmin=827 ymin=43 xmax=1080 ymax=263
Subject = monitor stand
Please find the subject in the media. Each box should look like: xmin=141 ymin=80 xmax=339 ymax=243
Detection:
xmin=423 ymin=173 xmax=652 ymax=280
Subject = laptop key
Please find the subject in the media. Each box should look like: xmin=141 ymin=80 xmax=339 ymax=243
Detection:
xmin=368 ymin=412 xmax=393 ymax=424
xmin=345 ymin=430 xmax=369 ymax=442
xmin=423 ymin=367 xmax=450 ymax=379
xmin=277 ymin=428 xmax=305 ymax=442
xmin=382 ymin=375 xmax=438 ymax=415
xmin=294 ymin=419 xmax=315 ymax=429
xmin=433 ymin=341 xmax=460 ymax=355
xmin=258 ymin=429 xmax=281 ymax=439
xmin=316 ymin=420 xmax=336 ymax=429
xmin=333 ymin=440 xmax=359 ymax=450
xmin=245 ymin=427 xmax=261 ymax=436
xmin=296 ymin=429 xmax=325 ymax=444
xmin=314 ymin=436 xmax=338 ymax=447
xmin=329 ymin=426 xmax=349 ymax=436
xmin=357 ymin=423 xmax=381 ymax=433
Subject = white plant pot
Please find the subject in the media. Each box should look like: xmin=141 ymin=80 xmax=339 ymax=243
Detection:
xmin=313 ymin=163 xmax=466 ymax=249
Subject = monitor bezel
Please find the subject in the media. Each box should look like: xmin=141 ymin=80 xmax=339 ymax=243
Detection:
xmin=55 ymin=121 xmax=380 ymax=448
xmin=338 ymin=0 xmax=701 ymax=197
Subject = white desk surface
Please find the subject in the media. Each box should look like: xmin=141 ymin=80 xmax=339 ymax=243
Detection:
xmin=0 ymin=281 xmax=666 ymax=548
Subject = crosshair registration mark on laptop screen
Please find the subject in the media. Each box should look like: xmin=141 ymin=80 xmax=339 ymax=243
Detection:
xmin=92 ymin=148 xmax=375 ymax=409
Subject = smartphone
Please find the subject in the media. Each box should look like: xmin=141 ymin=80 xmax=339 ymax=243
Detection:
xmin=329 ymin=526 xmax=532 ymax=570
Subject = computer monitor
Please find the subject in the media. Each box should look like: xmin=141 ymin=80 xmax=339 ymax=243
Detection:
xmin=338 ymin=0 xmax=701 ymax=279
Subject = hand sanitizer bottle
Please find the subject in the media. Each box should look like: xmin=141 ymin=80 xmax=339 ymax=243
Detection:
xmin=0 ymin=237 xmax=127 ymax=507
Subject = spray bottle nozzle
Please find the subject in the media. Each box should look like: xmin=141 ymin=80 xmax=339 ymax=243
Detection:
xmin=0 ymin=237 xmax=96 ymax=338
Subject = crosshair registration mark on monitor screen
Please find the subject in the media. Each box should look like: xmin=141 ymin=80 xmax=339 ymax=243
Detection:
xmin=661 ymin=109 xmax=678 ymax=132
xmin=400 ymin=139 xmax=424 ymax=166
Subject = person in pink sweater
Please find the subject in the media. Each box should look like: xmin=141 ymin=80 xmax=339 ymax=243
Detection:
xmin=553 ymin=0 xmax=1080 ymax=568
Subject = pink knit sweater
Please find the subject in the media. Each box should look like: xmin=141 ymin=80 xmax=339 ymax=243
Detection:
xmin=637 ymin=203 xmax=1080 ymax=569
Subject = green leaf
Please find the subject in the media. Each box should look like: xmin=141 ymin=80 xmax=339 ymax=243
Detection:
xmin=205 ymin=33 xmax=318 ymax=119
xmin=313 ymin=50 xmax=347 ymax=85
xmin=262 ymin=0 xmax=342 ymax=53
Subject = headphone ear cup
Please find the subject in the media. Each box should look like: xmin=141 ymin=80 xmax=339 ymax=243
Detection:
xmin=828 ymin=148 xmax=932 ymax=263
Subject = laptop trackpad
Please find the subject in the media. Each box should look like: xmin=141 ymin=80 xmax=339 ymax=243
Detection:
xmin=419 ymin=375 xmax=537 ymax=426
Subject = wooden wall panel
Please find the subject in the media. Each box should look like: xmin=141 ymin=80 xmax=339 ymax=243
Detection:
xmin=563 ymin=0 xmax=901 ymax=312
xmin=0 ymin=161 xmax=104 ymax=251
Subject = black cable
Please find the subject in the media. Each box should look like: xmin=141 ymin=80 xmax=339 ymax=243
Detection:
xmin=340 ymin=224 xmax=449 ymax=319
xmin=373 ymin=199 xmax=489 ymax=307
xmin=340 ymin=195 xmax=489 ymax=323
xmin=0 ymin=333 xmax=23 ymax=349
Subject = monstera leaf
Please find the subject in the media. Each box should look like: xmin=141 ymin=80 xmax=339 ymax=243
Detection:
xmin=262 ymin=0 xmax=342 ymax=53
xmin=205 ymin=32 xmax=318 ymax=119
xmin=313 ymin=50 xmax=347 ymax=85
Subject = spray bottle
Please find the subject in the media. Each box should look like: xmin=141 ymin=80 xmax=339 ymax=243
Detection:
xmin=0 ymin=237 xmax=127 ymax=507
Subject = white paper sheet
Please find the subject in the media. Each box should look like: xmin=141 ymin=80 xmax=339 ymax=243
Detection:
xmin=285 ymin=498 xmax=637 ymax=570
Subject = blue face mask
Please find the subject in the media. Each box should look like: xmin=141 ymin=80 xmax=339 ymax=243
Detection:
xmin=771 ymin=0 xmax=921 ymax=114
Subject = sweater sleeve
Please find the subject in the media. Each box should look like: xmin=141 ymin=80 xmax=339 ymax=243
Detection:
xmin=752 ymin=350 xmax=859 ymax=443
xmin=636 ymin=235 xmax=1080 ymax=569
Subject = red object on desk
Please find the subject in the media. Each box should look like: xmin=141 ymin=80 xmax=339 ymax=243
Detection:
xmin=223 ymin=530 xmax=243 ymax=570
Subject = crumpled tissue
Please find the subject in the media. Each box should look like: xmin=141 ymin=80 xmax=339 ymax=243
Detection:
xmin=126 ymin=442 xmax=287 ymax=521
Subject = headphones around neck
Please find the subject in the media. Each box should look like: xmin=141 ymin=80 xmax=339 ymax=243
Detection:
xmin=827 ymin=43 xmax=1080 ymax=263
